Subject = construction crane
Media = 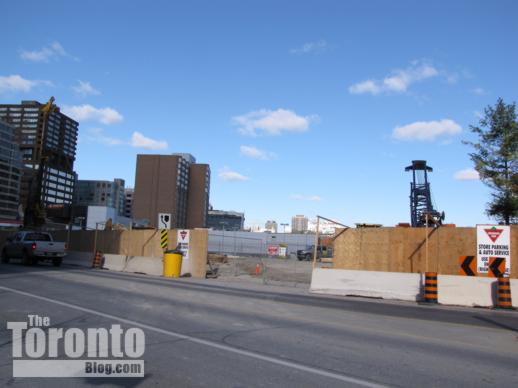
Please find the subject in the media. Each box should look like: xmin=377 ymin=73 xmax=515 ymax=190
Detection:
xmin=41 ymin=96 xmax=56 ymax=115
xmin=405 ymin=160 xmax=445 ymax=227
xmin=25 ymin=97 xmax=57 ymax=226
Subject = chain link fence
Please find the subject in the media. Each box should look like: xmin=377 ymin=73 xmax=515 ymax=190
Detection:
xmin=208 ymin=231 xmax=316 ymax=257
xmin=207 ymin=231 xmax=334 ymax=287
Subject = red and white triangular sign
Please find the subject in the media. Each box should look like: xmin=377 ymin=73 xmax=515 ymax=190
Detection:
xmin=484 ymin=227 xmax=503 ymax=243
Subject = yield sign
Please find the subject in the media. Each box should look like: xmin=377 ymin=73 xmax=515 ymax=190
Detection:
xmin=180 ymin=230 xmax=188 ymax=241
xmin=484 ymin=227 xmax=504 ymax=243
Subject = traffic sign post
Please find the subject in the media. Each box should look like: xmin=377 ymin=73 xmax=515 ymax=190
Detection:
xmin=158 ymin=213 xmax=172 ymax=229
xmin=177 ymin=229 xmax=190 ymax=262
xmin=160 ymin=229 xmax=168 ymax=250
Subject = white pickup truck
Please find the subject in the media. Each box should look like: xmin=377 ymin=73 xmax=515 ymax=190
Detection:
xmin=1 ymin=231 xmax=67 ymax=266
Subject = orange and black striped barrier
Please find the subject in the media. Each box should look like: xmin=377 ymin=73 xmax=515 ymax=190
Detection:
xmin=424 ymin=272 xmax=438 ymax=303
xmin=92 ymin=251 xmax=102 ymax=269
xmin=496 ymin=277 xmax=512 ymax=309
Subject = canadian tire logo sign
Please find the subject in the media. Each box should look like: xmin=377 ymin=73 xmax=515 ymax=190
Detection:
xmin=484 ymin=227 xmax=503 ymax=243
xmin=477 ymin=225 xmax=511 ymax=275
xmin=180 ymin=231 xmax=187 ymax=241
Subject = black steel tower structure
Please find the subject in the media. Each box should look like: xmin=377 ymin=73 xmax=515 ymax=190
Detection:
xmin=405 ymin=160 xmax=444 ymax=227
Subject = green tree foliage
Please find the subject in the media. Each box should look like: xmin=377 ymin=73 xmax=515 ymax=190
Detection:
xmin=465 ymin=98 xmax=518 ymax=224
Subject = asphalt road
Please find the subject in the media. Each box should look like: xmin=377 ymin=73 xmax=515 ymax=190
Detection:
xmin=0 ymin=262 xmax=517 ymax=387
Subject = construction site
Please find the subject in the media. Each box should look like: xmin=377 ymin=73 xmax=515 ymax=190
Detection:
xmin=2 ymin=160 xmax=515 ymax=309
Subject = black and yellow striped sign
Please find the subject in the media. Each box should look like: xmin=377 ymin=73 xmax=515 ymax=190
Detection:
xmin=160 ymin=229 xmax=168 ymax=249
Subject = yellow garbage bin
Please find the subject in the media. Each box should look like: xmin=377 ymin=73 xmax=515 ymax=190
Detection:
xmin=163 ymin=250 xmax=183 ymax=278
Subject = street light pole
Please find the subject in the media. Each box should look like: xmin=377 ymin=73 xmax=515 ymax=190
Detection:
xmin=280 ymin=223 xmax=289 ymax=247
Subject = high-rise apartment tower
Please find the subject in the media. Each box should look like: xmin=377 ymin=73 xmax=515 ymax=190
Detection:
xmin=132 ymin=154 xmax=210 ymax=229
xmin=0 ymin=98 xmax=78 ymax=222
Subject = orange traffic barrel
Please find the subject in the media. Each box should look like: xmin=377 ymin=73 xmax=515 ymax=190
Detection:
xmin=92 ymin=251 xmax=102 ymax=269
xmin=424 ymin=272 xmax=438 ymax=303
xmin=497 ymin=277 xmax=512 ymax=309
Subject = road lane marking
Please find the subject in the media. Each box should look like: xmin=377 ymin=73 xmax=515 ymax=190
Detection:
xmin=0 ymin=285 xmax=386 ymax=387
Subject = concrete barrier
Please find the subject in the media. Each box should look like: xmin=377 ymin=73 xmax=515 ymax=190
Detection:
xmin=438 ymin=275 xmax=494 ymax=307
xmin=310 ymin=268 xmax=423 ymax=302
xmin=65 ymin=250 xmax=196 ymax=277
xmin=438 ymin=275 xmax=518 ymax=308
xmin=310 ymin=268 xmax=518 ymax=308
xmin=65 ymin=251 xmax=93 ymax=268
xmin=512 ymin=281 xmax=518 ymax=308
xmin=105 ymin=254 xmax=163 ymax=276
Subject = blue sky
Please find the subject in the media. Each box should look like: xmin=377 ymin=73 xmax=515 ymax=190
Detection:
xmin=1 ymin=0 xmax=517 ymax=227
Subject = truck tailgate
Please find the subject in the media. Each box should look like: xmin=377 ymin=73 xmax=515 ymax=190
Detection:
xmin=33 ymin=242 xmax=66 ymax=256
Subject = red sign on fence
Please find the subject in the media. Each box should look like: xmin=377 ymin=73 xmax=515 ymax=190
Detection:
xmin=267 ymin=245 xmax=279 ymax=256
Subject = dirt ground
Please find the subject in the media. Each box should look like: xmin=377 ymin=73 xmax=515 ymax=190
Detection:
xmin=209 ymin=255 xmax=330 ymax=286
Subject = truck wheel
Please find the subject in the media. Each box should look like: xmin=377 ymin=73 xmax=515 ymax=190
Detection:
xmin=1 ymin=250 xmax=9 ymax=264
xmin=305 ymin=253 xmax=312 ymax=261
xmin=52 ymin=258 xmax=62 ymax=267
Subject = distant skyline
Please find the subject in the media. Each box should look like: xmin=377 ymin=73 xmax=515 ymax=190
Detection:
xmin=1 ymin=1 xmax=517 ymax=227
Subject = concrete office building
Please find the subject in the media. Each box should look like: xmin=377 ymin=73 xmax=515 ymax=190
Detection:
xmin=0 ymin=121 xmax=22 ymax=224
xmin=207 ymin=209 xmax=245 ymax=231
xmin=75 ymin=178 xmax=125 ymax=216
xmin=132 ymin=153 xmax=210 ymax=229
xmin=291 ymin=215 xmax=309 ymax=233
xmin=0 ymin=99 xmax=78 ymax=222
xmin=123 ymin=188 xmax=134 ymax=219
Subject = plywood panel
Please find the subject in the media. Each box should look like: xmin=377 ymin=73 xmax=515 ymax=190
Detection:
xmin=333 ymin=226 xmax=517 ymax=278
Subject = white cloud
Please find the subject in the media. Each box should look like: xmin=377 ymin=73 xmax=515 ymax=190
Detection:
xmin=0 ymin=74 xmax=51 ymax=94
xmin=218 ymin=167 xmax=249 ymax=182
xmin=454 ymin=168 xmax=480 ymax=181
xmin=349 ymin=61 xmax=439 ymax=95
xmin=63 ymin=104 xmax=123 ymax=125
xmin=233 ymin=108 xmax=317 ymax=136
xmin=85 ymin=128 xmax=125 ymax=146
xmin=348 ymin=80 xmax=381 ymax=95
xmin=290 ymin=40 xmax=328 ymax=55
xmin=392 ymin=119 xmax=462 ymax=141
xmin=240 ymin=145 xmax=275 ymax=160
xmin=73 ymin=80 xmax=100 ymax=96
xmin=20 ymin=41 xmax=77 ymax=62
xmin=81 ymin=128 xmax=167 ymax=150
xmin=290 ymin=194 xmax=322 ymax=201
xmin=471 ymin=87 xmax=486 ymax=95
xmin=130 ymin=132 xmax=168 ymax=150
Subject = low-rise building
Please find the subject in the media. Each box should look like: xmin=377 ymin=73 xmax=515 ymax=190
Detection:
xmin=207 ymin=209 xmax=245 ymax=231
xmin=75 ymin=178 xmax=125 ymax=216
